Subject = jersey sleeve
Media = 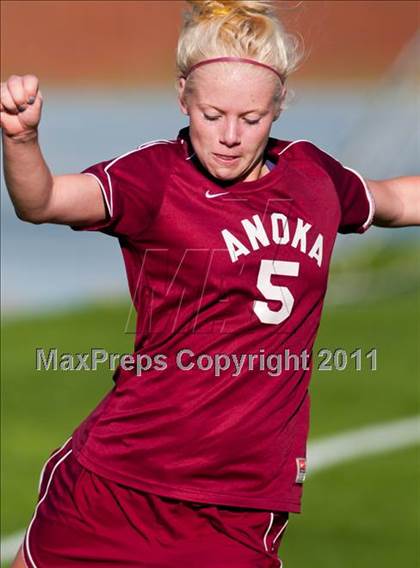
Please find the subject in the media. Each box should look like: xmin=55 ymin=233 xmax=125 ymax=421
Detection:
xmin=71 ymin=143 xmax=173 ymax=239
xmin=319 ymin=150 xmax=375 ymax=234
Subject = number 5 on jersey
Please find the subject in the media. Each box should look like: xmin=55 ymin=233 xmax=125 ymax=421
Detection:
xmin=253 ymin=260 xmax=300 ymax=325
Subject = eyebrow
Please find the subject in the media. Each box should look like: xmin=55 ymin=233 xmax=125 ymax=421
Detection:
xmin=201 ymin=103 xmax=267 ymax=116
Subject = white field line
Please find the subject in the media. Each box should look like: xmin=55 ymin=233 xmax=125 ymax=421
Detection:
xmin=1 ymin=415 xmax=419 ymax=565
xmin=308 ymin=415 xmax=420 ymax=473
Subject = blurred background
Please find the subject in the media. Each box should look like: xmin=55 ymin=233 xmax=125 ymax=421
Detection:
xmin=1 ymin=1 xmax=419 ymax=567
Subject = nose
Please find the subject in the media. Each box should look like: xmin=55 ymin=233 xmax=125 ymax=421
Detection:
xmin=219 ymin=118 xmax=241 ymax=148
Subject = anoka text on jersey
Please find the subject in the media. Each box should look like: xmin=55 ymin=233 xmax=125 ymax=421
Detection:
xmin=221 ymin=212 xmax=324 ymax=267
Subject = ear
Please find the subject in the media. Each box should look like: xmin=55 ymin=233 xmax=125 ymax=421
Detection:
xmin=272 ymin=103 xmax=282 ymax=122
xmin=273 ymin=109 xmax=282 ymax=122
xmin=273 ymin=86 xmax=286 ymax=121
xmin=177 ymin=77 xmax=189 ymax=116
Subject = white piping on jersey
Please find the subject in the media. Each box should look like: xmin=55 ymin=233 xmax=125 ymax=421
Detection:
xmin=277 ymin=139 xmax=313 ymax=157
xmin=136 ymin=139 xmax=175 ymax=151
xmin=24 ymin=447 xmax=73 ymax=568
xmin=84 ymin=173 xmax=111 ymax=217
xmin=344 ymin=166 xmax=376 ymax=231
xmin=83 ymin=139 xmax=175 ymax=219
xmin=276 ymin=139 xmax=375 ymax=232
xmin=263 ymin=512 xmax=275 ymax=551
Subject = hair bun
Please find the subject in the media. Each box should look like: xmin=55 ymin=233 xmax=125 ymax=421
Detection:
xmin=187 ymin=0 xmax=275 ymax=20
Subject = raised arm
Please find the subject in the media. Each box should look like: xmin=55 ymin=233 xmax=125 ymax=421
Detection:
xmin=1 ymin=74 xmax=106 ymax=226
xmin=367 ymin=177 xmax=420 ymax=228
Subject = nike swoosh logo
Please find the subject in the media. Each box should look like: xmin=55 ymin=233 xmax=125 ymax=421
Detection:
xmin=205 ymin=190 xmax=230 ymax=199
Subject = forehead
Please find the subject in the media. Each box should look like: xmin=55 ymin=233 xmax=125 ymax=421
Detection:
xmin=191 ymin=63 xmax=277 ymax=111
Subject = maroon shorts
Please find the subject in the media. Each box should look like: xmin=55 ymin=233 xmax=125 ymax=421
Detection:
xmin=23 ymin=439 xmax=289 ymax=567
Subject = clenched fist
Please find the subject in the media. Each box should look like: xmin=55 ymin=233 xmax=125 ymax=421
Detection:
xmin=0 ymin=74 xmax=43 ymax=139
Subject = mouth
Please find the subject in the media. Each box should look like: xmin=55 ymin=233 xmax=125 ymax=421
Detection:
xmin=213 ymin=153 xmax=240 ymax=164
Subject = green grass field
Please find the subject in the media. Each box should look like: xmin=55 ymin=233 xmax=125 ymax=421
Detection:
xmin=1 ymin=241 xmax=419 ymax=567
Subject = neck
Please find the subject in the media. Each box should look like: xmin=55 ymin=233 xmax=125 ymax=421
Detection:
xmin=245 ymin=156 xmax=269 ymax=182
xmin=259 ymin=162 xmax=270 ymax=178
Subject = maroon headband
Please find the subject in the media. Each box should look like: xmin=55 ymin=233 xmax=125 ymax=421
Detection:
xmin=184 ymin=57 xmax=284 ymax=84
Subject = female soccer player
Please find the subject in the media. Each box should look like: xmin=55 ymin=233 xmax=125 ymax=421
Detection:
xmin=2 ymin=1 xmax=419 ymax=567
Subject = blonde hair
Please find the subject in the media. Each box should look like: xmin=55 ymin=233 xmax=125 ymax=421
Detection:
xmin=177 ymin=0 xmax=302 ymax=106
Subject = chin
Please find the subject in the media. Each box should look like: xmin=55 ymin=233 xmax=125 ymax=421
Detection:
xmin=212 ymin=169 xmax=237 ymax=180
xmin=208 ymin=163 xmax=242 ymax=181
xmin=216 ymin=173 xmax=240 ymax=184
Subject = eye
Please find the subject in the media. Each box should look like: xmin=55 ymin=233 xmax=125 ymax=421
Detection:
xmin=204 ymin=114 xmax=221 ymax=121
xmin=244 ymin=117 xmax=261 ymax=125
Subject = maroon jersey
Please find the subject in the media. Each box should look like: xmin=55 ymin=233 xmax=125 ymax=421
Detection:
xmin=71 ymin=127 xmax=374 ymax=512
